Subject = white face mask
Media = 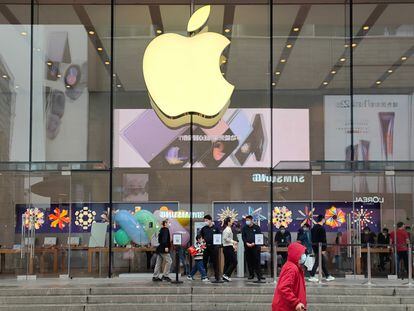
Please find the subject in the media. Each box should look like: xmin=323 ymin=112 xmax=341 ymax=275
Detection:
xmin=246 ymin=220 xmax=252 ymax=226
xmin=205 ymin=221 xmax=210 ymax=226
xmin=299 ymin=253 xmax=307 ymax=265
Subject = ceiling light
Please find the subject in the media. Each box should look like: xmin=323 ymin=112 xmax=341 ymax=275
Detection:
xmin=105 ymin=61 xmax=110 ymax=65
xmin=272 ymin=82 xmax=276 ymax=86
xmin=323 ymin=81 xmax=328 ymax=85
xmin=224 ymin=28 xmax=231 ymax=33
xmin=352 ymin=43 xmax=357 ymax=48
xmin=66 ymin=85 xmax=71 ymax=88
xmin=344 ymin=44 xmax=349 ymax=48
xmin=387 ymin=69 xmax=393 ymax=73
xmin=286 ymin=44 xmax=292 ymax=49
xmin=88 ymin=30 xmax=95 ymax=35
xmin=280 ymin=59 xmax=286 ymax=63
xmin=117 ymin=84 xmax=122 ymax=88
xmin=156 ymin=29 xmax=162 ymax=34
xmin=275 ymin=71 xmax=281 ymax=75
xmin=15 ymin=85 xmax=19 ymax=89
xmin=331 ymin=70 xmax=337 ymax=74
xmin=2 ymin=75 xmax=7 ymax=79
xmin=401 ymin=56 xmax=407 ymax=61
xmin=47 ymin=61 xmax=52 ymax=66
xmin=293 ymin=27 xmax=300 ymax=32
xmin=20 ymin=31 xmax=27 ymax=36
xmin=57 ymin=74 xmax=61 ymax=78
xmin=376 ymin=80 xmax=381 ymax=85
xmin=363 ymin=25 xmax=370 ymax=30
xmin=340 ymin=58 xmax=346 ymax=62
xmin=97 ymin=47 xmax=103 ymax=52
xmin=221 ymin=72 xmax=225 ymax=75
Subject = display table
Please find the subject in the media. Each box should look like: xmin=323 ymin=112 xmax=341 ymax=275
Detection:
xmin=356 ymin=247 xmax=392 ymax=275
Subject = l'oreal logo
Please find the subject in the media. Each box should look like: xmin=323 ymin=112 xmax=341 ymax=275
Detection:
xmin=252 ymin=174 xmax=305 ymax=184
xmin=355 ymin=196 xmax=384 ymax=204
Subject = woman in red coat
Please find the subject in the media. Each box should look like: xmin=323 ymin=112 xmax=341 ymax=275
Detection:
xmin=272 ymin=242 xmax=307 ymax=311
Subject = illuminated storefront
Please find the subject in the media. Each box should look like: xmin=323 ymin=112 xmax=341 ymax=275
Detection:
xmin=0 ymin=0 xmax=413 ymax=278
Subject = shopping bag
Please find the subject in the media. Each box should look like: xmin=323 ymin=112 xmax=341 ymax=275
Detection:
xmin=188 ymin=246 xmax=198 ymax=257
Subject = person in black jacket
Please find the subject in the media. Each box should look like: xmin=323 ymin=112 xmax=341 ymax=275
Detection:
xmin=152 ymin=220 xmax=172 ymax=282
xmin=242 ymin=215 xmax=264 ymax=281
xmin=200 ymin=214 xmax=223 ymax=283
xmin=361 ymin=227 xmax=376 ymax=275
xmin=274 ymin=225 xmax=291 ymax=265
xmin=309 ymin=214 xmax=335 ymax=282
xmin=377 ymin=227 xmax=390 ymax=271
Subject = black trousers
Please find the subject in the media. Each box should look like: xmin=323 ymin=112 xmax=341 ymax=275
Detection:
xmin=245 ymin=246 xmax=261 ymax=279
xmin=223 ymin=246 xmax=237 ymax=277
xmin=203 ymin=245 xmax=220 ymax=280
xmin=397 ymin=251 xmax=408 ymax=275
xmin=311 ymin=251 xmax=330 ymax=277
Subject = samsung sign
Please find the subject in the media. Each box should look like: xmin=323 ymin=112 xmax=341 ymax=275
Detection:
xmin=252 ymin=174 xmax=305 ymax=184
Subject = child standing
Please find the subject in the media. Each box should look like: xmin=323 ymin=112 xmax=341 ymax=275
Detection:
xmin=187 ymin=235 xmax=209 ymax=282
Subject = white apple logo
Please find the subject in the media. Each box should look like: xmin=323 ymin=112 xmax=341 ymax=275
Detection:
xmin=143 ymin=5 xmax=235 ymax=128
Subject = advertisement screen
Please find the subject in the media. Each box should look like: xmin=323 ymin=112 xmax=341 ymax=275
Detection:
xmin=114 ymin=108 xmax=309 ymax=168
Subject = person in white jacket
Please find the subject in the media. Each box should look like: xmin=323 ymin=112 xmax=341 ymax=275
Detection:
xmin=222 ymin=217 xmax=238 ymax=281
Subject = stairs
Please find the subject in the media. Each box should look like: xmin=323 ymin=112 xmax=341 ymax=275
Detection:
xmin=0 ymin=280 xmax=413 ymax=310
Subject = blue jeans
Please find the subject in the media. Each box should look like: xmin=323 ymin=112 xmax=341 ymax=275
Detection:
xmin=190 ymin=259 xmax=207 ymax=279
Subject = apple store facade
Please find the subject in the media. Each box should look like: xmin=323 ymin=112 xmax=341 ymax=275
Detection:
xmin=0 ymin=0 xmax=414 ymax=279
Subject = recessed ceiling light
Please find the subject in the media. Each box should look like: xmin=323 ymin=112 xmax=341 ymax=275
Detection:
xmin=2 ymin=75 xmax=7 ymax=79
xmin=224 ymin=28 xmax=231 ymax=33
xmin=323 ymin=81 xmax=328 ymax=85
xmin=156 ymin=29 xmax=162 ymax=34
xmin=88 ymin=30 xmax=95 ymax=35
xmin=293 ymin=27 xmax=300 ymax=32
xmin=401 ymin=56 xmax=407 ymax=61
xmin=20 ymin=31 xmax=27 ymax=36
xmin=105 ymin=61 xmax=110 ymax=65
xmin=340 ymin=58 xmax=346 ymax=62
xmin=376 ymin=80 xmax=381 ymax=85
xmin=222 ymin=72 xmax=225 ymax=75
xmin=344 ymin=44 xmax=349 ymax=48
xmin=352 ymin=43 xmax=357 ymax=48
xmin=97 ymin=47 xmax=103 ymax=51
xmin=275 ymin=71 xmax=281 ymax=75
xmin=15 ymin=85 xmax=19 ymax=89
xmin=117 ymin=84 xmax=122 ymax=88
xmin=363 ymin=25 xmax=370 ymax=30
xmin=286 ymin=44 xmax=292 ymax=49
xmin=66 ymin=85 xmax=71 ymax=88
xmin=387 ymin=69 xmax=393 ymax=73
xmin=280 ymin=59 xmax=286 ymax=63
xmin=47 ymin=61 xmax=52 ymax=66
xmin=331 ymin=70 xmax=337 ymax=74
xmin=272 ymin=82 xmax=276 ymax=86
xmin=57 ymin=74 xmax=61 ymax=78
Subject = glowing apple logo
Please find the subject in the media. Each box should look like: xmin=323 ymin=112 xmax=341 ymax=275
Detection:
xmin=143 ymin=5 xmax=234 ymax=128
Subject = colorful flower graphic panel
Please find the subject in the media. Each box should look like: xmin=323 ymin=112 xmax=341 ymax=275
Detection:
xmin=48 ymin=208 xmax=70 ymax=230
xmin=75 ymin=206 xmax=96 ymax=230
xmin=325 ymin=206 xmax=346 ymax=228
xmin=272 ymin=206 xmax=293 ymax=229
xmin=24 ymin=208 xmax=45 ymax=230
xmin=217 ymin=206 xmax=239 ymax=226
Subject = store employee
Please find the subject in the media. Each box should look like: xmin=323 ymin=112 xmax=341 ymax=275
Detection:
xmin=200 ymin=215 xmax=222 ymax=283
xmin=242 ymin=215 xmax=264 ymax=281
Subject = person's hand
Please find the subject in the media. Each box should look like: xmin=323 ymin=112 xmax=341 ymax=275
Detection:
xmin=246 ymin=243 xmax=251 ymax=247
xmin=322 ymin=251 xmax=327 ymax=255
xmin=165 ymin=248 xmax=169 ymax=252
xmin=295 ymin=303 xmax=306 ymax=311
xmin=251 ymin=243 xmax=255 ymax=247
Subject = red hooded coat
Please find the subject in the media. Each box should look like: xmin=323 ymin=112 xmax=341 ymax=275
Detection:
xmin=272 ymin=242 xmax=307 ymax=311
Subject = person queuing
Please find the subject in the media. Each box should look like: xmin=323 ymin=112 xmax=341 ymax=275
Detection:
xmin=377 ymin=227 xmax=390 ymax=272
xmin=361 ymin=227 xmax=376 ymax=276
xmin=187 ymin=234 xmax=209 ymax=282
xmin=272 ymin=242 xmax=307 ymax=311
xmin=242 ymin=215 xmax=264 ymax=282
xmin=275 ymin=226 xmax=292 ymax=265
xmin=309 ymin=215 xmax=335 ymax=282
xmin=297 ymin=223 xmax=312 ymax=255
xmin=391 ymin=222 xmax=410 ymax=278
xmin=222 ymin=217 xmax=238 ymax=282
xmin=200 ymin=214 xmax=223 ymax=283
xmin=152 ymin=220 xmax=172 ymax=282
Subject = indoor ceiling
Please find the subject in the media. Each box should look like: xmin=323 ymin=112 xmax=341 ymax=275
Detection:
xmin=1 ymin=2 xmax=414 ymax=93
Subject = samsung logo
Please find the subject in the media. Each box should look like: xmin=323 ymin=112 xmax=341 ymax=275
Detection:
xmin=252 ymin=174 xmax=305 ymax=184
xmin=355 ymin=196 xmax=384 ymax=204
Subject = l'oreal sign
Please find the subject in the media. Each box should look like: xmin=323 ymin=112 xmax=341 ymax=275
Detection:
xmin=354 ymin=196 xmax=384 ymax=204
xmin=252 ymin=174 xmax=305 ymax=184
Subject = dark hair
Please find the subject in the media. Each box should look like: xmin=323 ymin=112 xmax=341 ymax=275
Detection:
xmin=405 ymin=226 xmax=412 ymax=231
xmin=302 ymin=223 xmax=310 ymax=228
xmin=204 ymin=214 xmax=212 ymax=221
xmin=316 ymin=215 xmax=324 ymax=223
xmin=397 ymin=222 xmax=404 ymax=228
xmin=161 ymin=220 xmax=168 ymax=226
xmin=196 ymin=234 xmax=202 ymax=241
xmin=245 ymin=215 xmax=253 ymax=220
xmin=279 ymin=225 xmax=285 ymax=230
xmin=382 ymin=228 xmax=389 ymax=233
xmin=363 ymin=227 xmax=371 ymax=232
xmin=223 ymin=217 xmax=232 ymax=227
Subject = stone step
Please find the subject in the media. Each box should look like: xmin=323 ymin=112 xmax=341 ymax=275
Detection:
xmin=90 ymin=286 xmax=191 ymax=295
xmin=87 ymin=294 xmax=191 ymax=304
xmin=0 ymin=296 xmax=87 ymax=305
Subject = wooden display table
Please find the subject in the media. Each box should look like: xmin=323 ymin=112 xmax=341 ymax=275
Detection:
xmin=356 ymin=247 xmax=392 ymax=275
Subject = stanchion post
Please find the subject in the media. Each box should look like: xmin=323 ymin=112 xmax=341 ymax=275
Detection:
xmin=318 ymin=242 xmax=322 ymax=284
xmin=366 ymin=243 xmax=372 ymax=285
xmin=171 ymin=234 xmax=183 ymax=284
xmin=408 ymin=243 xmax=412 ymax=286
xmin=273 ymin=245 xmax=278 ymax=283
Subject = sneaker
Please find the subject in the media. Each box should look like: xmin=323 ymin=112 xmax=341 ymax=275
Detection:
xmin=308 ymin=276 xmax=319 ymax=282
xmin=202 ymin=278 xmax=210 ymax=282
xmin=187 ymin=275 xmax=194 ymax=281
xmin=162 ymin=276 xmax=172 ymax=282
xmin=326 ymin=275 xmax=335 ymax=282
xmin=222 ymin=275 xmax=231 ymax=282
xmin=152 ymin=277 xmax=162 ymax=282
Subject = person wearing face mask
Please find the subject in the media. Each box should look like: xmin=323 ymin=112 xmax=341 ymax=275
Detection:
xmin=275 ymin=226 xmax=292 ymax=265
xmin=200 ymin=214 xmax=223 ymax=283
xmin=242 ymin=215 xmax=264 ymax=281
xmin=377 ymin=227 xmax=390 ymax=272
xmin=297 ymin=224 xmax=312 ymax=255
xmin=272 ymin=242 xmax=307 ymax=311
xmin=152 ymin=220 xmax=172 ymax=282
xmin=361 ymin=226 xmax=376 ymax=276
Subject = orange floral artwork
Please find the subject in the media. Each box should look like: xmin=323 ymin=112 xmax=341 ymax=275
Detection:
xmin=49 ymin=208 xmax=70 ymax=230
